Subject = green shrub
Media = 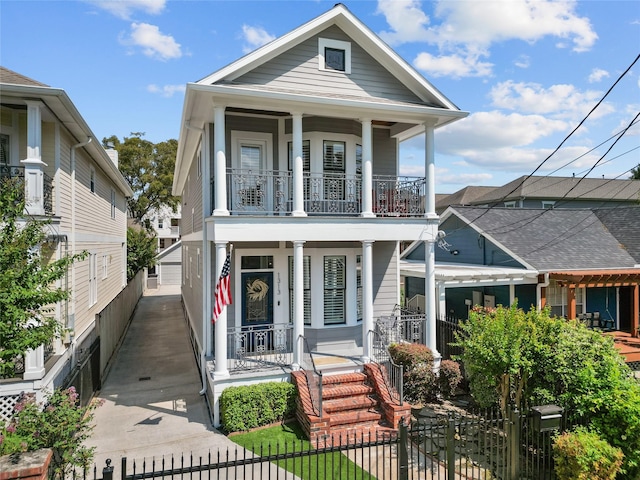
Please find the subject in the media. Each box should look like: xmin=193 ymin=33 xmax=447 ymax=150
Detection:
xmin=389 ymin=342 xmax=434 ymax=371
xmin=404 ymin=364 xmax=437 ymax=405
xmin=553 ymin=427 xmax=623 ymax=480
xmin=438 ymin=360 xmax=462 ymax=399
xmin=220 ymin=382 xmax=297 ymax=433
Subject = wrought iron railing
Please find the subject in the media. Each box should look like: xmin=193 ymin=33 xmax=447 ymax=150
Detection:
xmin=370 ymin=328 xmax=403 ymax=405
xmin=227 ymin=169 xmax=291 ymax=214
xmin=302 ymin=336 xmax=323 ymax=417
xmin=223 ymin=169 xmax=427 ymax=217
xmin=372 ymin=175 xmax=425 ymax=217
xmin=226 ymin=324 xmax=293 ymax=371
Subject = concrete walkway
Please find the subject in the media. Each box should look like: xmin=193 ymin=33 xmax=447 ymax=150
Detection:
xmin=88 ymin=285 xmax=240 ymax=473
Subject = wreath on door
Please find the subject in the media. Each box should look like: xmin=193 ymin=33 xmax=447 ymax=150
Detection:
xmin=246 ymin=278 xmax=269 ymax=302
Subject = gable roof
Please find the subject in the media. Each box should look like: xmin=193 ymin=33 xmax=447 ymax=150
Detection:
xmin=444 ymin=206 xmax=639 ymax=271
xmin=0 ymin=67 xmax=133 ymax=197
xmin=472 ymin=175 xmax=640 ymax=205
xmin=0 ymin=66 xmax=49 ymax=87
xmin=197 ymin=4 xmax=458 ymax=111
xmin=595 ymin=205 xmax=640 ymax=263
xmin=436 ymin=185 xmax=498 ymax=212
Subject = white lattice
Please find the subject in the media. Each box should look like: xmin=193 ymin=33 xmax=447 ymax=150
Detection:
xmin=0 ymin=394 xmax=21 ymax=424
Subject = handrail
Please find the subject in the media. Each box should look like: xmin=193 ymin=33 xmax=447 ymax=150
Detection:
xmin=370 ymin=328 xmax=403 ymax=406
xmin=301 ymin=336 xmax=323 ymax=417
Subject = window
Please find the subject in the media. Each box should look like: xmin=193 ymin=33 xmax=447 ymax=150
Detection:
xmin=504 ymin=201 xmax=516 ymax=208
xmin=197 ymin=150 xmax=202 ymax=178
xmin=356 ymin=144 xmax=362 ymax=175
xmin=289 ymin=256 xmax=311 ymax=325
xmin=89 ymin=253 xmax=97 ymax=307
xmin=158 ymin=218 xmax=164 ymax=229
xmin=241 ymin=256 xmax=274 ymax=270
xmin=197 ymin=248 xmax=201 ymax=278
xmin=90 ymin=168 xmax=96 ymax=193
xmin=287 ymin=140 xmax=310 ymax=171
xmin=159 ymin=238 xmax=166 ymax=249
xmin=323 ymin=141 xmax=345 ymax=172
xmin=318 ymin=38 xmax=351 ymax=74
xmin=324 ymin=256 xmax=346 ymax=325
xmin=0 ymin=134 xmax=9 ymax=165
xmin=547 ymin=281 xmax=584 ymax=317
xmin=542 ymin=201 xmax=555 ymax=209
xmin=110 ymin=188 xmax=116 ymax=218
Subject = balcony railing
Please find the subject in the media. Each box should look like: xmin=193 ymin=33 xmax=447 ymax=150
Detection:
xmin=223 ymin=169 xmax=426 ymax=217
xmin=226 ymin=323 xmax=293 ymax=372
xmin=0 ymin=165 xmax=54 ymax=215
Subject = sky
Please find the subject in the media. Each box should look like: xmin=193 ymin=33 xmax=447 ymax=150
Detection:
xmin=1 ymin=0 xmax=639 ymax=193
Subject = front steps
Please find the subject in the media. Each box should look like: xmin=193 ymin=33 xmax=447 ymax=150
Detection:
xmin=292 ymin=365 xmax=411 ymax=447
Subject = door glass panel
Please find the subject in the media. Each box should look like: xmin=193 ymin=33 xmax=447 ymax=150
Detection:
xmin=241 ymin=144 xmax=262 ymax=170
xmin=242 ymin=272 xmax=273 ymax=326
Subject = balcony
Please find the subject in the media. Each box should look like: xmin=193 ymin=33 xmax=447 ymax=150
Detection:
xmin=223 ymin=169 xmax=426 ymax=217
xmin=0 ymin=165 xmax=54 ymax=215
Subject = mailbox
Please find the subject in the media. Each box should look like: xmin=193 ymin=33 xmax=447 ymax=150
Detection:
xmin=531 ymin=404 xmax=563 ymax=433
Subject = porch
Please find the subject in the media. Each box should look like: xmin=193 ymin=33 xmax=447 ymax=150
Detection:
xmin=223 ymin=169 xmax=426 ymax=217
xmin=0 ymin=164 xmax=54 ymax=216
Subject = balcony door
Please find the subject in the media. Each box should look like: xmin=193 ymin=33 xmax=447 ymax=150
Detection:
xmin=231 ymin=132 xmax=273 ymax=213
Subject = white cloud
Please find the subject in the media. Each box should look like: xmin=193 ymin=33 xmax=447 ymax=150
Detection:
xmin=241 ymin=25 xmax=275 ymax=54
xmin=88 ymin=0 xmax=165 ymax=20
xmin=437 ymin=172 xmax=494 ymax=185
xmin=147 ymin=84 xmax=186 ymax=98
xmin=488 ymin=81 xmax=614 ymax=120
xmin=377 ymin=0 xmax=598 ymax=78
xmin=122 ymin=23 xmax=182 ymax=60
xmin=588 ymin=68 xmax=610 ymax=83
xmin=514 ymin=55 xmax=530 ymax=69
xmin=413 ymin=51 xmax=493 ymax=78
xmin=377 ymin=0 xmax=432 ymax=45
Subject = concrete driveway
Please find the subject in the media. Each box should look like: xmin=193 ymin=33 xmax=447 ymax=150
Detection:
xmin=87 ymin=285 xmax=239 ymax=474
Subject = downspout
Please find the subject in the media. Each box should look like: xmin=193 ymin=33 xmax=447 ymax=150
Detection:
xmin=185 ymin=122 xmax=209 ymax=397
xmin=537 ymin=273 xmax=550 ymax=311
xmin=70 ymin=137 xmax=91 ymax=352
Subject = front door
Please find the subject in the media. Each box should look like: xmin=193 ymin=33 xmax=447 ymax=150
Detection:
xmin=241 ymin=272 xmax=274 ymax=353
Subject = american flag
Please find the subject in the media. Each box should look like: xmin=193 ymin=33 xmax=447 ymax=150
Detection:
xmin=212 ymin=252 xmax=232 ymax=322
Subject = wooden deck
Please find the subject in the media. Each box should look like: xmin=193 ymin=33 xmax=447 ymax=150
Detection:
xmin=605 ymin=332 xmax=640 ymax=363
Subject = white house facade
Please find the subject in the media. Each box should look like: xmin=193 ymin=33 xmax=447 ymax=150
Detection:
xmin=172 ymin=5 xmax=467 ymax=427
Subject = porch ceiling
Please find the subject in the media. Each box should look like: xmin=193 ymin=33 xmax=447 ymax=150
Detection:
xmin=401 ymin=260 xmax=539 ymax=286
xmin=549 ymin=269 xmax=640 ymax=287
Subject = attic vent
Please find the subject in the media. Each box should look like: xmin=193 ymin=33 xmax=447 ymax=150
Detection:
xmin=319 ymin=38 xmax=351 ymax=74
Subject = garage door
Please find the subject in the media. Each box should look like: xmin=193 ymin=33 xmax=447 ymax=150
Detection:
xmin=159 ymin=263 xmax=182 ymax=285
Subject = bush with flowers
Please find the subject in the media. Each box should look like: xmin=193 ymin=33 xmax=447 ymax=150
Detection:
xmin=0 ymin=386 xmax=102 ymax=478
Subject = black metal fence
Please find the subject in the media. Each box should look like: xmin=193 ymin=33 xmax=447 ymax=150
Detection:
xmin=75 ymin=406 xmax=568 ymax=480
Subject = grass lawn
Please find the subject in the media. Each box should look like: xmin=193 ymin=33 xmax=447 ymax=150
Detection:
xmin=230 ymin=421 xmax=376 ymax=480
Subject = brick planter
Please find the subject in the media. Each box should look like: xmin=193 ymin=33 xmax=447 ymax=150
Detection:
xmin=0 ymin=449 xmax=52 ymax=480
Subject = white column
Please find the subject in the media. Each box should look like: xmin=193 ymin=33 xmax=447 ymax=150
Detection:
xmin=425 ymin=239 xmax=440 ymax=366
xmin=291 ymin=113 xmax=306 ymax=216
xmin=213 ymin=105 xmax=229 ymax=216
xmin=213 ymin=242 xmax=230 ymax=379
xmin=362 ymin=240 xmax=374 ymax=363
xmin=424 ymin=121 xmax=437 ymax=219
xmin=292 ymin=240 xmax=305 ymax=369
xmin=23 ymin=345 xmax=45 ymax=380
xmin=361 ymin=119 xmax=374 ymax=217
xmin=21 ymin=101 xmax=47 ymax=216
xmin=509 ymin=284 xmax=516 ymax=306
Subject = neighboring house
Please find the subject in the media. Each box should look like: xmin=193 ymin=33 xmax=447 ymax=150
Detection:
xmin=147 ymin=204 xmax=181 ymax=252
xmin=172 ymin=4 xmax=467 ymax=432
xmin=401 ymin=205 xmax=640 ymax=338
xmin=156 ymin=240 xmax=182 ymax=285
xmin=0 ymin=67 xmax=133 ymax=409
xmin=460 ymin=175 xmax=640 ymax=209
xmin=435 ymin=185 xmax=498 ymax=214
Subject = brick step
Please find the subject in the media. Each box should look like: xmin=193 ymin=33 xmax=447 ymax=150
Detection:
xmin=323 ymin=394 xmax=378 ymax=414
xmin=322 ymin=383 xmax=374 ymax=400
xmin=329 ymin=408 xmax=383 ymax=427
xmin=316 ymin=423 xmax=398 ymax=448
xmin=322 ymin=372 xmax=368 ymax=386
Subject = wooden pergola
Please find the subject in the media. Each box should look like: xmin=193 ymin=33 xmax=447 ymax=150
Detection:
xmin=540 ymin=269 xmax=640 ymax=337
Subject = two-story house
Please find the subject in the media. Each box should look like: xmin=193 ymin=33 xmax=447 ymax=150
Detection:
xmin=0 ymin=67 xmax=133 ymax=411
xmin=172 ymin=5 xmax=468 ymax=430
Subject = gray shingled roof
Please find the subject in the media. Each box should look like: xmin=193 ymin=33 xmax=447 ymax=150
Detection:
xmin=436 ymin=185 xmax=498 ymax=212
xmin=0 ymin=66 xmax=49 ymax=87
xmin=472 ymin=175 xmax=640 ymax=205
xmin=451 ymin=206 xmax=638 ymax=270
xmin=594 ymin=206 xmax=640 ymax=263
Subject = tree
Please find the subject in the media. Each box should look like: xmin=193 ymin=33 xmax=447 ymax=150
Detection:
xmin=0 ymin=178 xmax=87 ymax=378
xmin=631 ymin=164 xmax=640 ymax=180
xmin=126 ymin=226 xmax=157 ymax=281
xmin=103 ymin=133 xmax=179 ymax=227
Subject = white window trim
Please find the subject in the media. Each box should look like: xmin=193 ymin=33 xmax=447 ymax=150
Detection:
xmin=231 ymin=131 xmax=273 ymax=171
xmin=90 ymin=167 xmax=96 ymax=194
xmin=110 ymin=188 xmax=116 ymax=219
xmin=504 ymin=201 xmax=516 ymax=208
xmin=318 ymin=38 xmax=351 ymax=74
xmin=102 ymin=253 xmax=108 ymax=280
xmin=281 ymin=132 xmax=361 ymax=175
xmin=89 ymin=253 xmax=98 ymax=307
xmin=542 ymin=201 xmax=556 ymax=209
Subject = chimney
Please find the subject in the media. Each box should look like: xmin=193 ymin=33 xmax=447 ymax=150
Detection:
xmin=106 ymin=148 xmax=118 ymax=167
